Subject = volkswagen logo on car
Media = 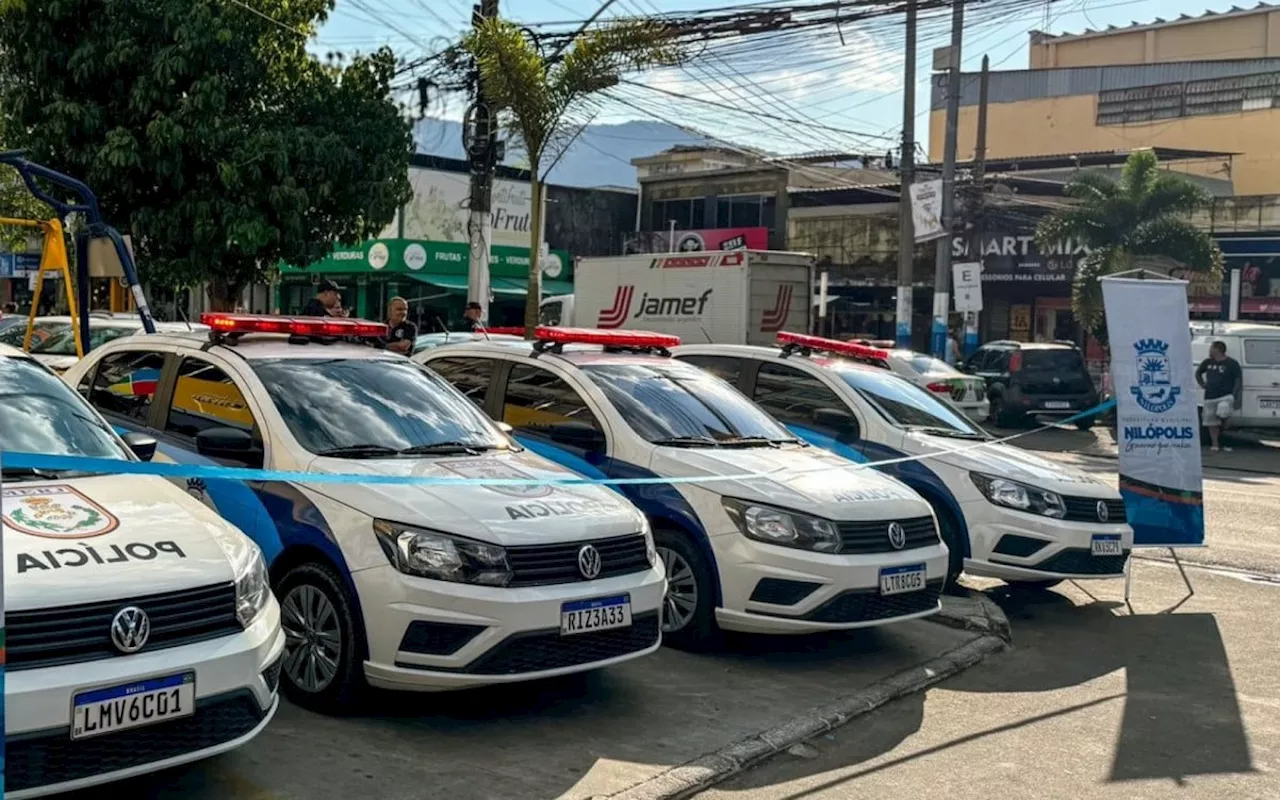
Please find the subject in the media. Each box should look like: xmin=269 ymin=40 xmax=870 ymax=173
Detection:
xmin=887 ymin=522 xmax=907 ymax=550
xmin=110 ymin=606 xmax=151 ymax=654
xmin=577 ymin=544 xmax=603 ymax=579
xmin=1097 ymin=501 xmax=1109 ymax=523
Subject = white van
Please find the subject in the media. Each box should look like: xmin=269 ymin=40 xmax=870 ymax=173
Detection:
xmin=1190 ymin=321 xmax=1280 ymax=429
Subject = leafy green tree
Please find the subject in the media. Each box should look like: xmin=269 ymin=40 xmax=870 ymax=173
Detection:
xmin=0 ymin=0 xmax=413 ymax=309
xmin=463 ymin=18 xmax=683 ymax=333
xmin=1036 ymin=149 xmax=1222 ymax=345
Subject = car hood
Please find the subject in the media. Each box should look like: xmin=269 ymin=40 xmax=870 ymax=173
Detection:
xmin=649 ymin=444 xmax=930 ymax=520
xmin=901 ymin=431 xmax=1118 ymax=498
xmin=302 ymin=450 xmax=645 ymax=546
xmin=4 ymin=475 xmax=245 ymax=611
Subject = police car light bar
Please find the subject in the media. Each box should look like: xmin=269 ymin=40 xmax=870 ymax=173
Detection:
xmin=776 ymin=331 xmax=890 ymax=361
xmin=532 ymin=326 xmax=681 ymax=352
xmin=201 ymin=313 xmax=389 ymax=339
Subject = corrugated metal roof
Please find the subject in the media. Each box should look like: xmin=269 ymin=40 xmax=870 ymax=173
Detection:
xmin=1035 ymin=2 xmax=1276 ymax=43
xmin=930 ymin=58 xmax=1280 ymax=109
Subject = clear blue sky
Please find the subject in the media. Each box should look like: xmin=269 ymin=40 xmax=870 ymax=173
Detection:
xmin=315 ymin=0 xmax=1262 ymax=155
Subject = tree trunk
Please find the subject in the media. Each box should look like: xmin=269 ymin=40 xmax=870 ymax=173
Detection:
xmin=523 ymin=176 xmax=544 ymax=337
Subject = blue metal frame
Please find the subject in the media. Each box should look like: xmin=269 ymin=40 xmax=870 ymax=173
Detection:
xmin=0 ymin=150 xmax=155 ymax=346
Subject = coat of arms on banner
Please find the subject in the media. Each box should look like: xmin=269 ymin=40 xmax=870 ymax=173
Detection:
xmin=1131 ymin=338 xmax=1180 ymax=413
xmin=1 ymin=485 xmax=120 ymax=538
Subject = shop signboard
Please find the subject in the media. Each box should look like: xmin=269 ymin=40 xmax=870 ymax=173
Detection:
xmin=397 ymin=168 xmax=533 ymax=249
xmin=282 ymin=239 xmax=571 ymax=281
xmin=624 ymin=227 xmax=769 ymax=254
xmin=909 ymin=180 xmax=946 ymax=242
xmin=951 ymin=233 xmax=1090 ymax=284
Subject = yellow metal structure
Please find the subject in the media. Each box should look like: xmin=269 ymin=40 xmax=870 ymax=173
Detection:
xmin=0 ymin=217 xmax=82 ymax=358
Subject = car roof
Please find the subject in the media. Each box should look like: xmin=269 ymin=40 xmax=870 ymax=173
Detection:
xmin=422 ymin=341 xmax=689 ymax=368
xmin=93 ymin=330 xmax=399 ymax=361
xmin=673 ymin=343 xmax=890 ymax=374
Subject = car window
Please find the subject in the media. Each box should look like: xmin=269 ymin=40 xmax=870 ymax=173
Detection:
xmin=754 ymin=363 xmax=847 ymax=429
xmin=251 ymin=358 xmax=505 ymax=455
xmin=906 ymin=353 xmax=957 ymax=375
xmin=539 ymin=300 xmax=564 ymax=327
xmin=29 ymin=323 xmax=136 ymax=355
xmin=0 ymin=321 xmax=59 ymax=349
xmin=428 ymin=357 xmax=496 ymax=408
xmin=1243 ymin=338 xmax=1280 ymax=366
xmin=502 ymin=364 xmax=602 ymax=433
xmin=677 ymin=354 xmax=745 ymax=388
xmin=1021 ymin=349 xmax=1085 ymax=373
xmin=166 ymin=358 xmax=258 ymax=439
xmin=89 ymin=350 xmax=167 ymax=424
xmin=830 ymin=362 xmax=982 ymax=435
xmin=580 ymin=361 xmax=792 ymax=444
xmin=0 ymin=356 xmax=131 ymax=464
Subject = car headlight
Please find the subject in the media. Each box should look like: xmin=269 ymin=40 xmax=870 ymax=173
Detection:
xmin=640 ymin=515 xmax=657 ymax=565
xmin=373 ymin=520 xmax=512 ymax=586
xmin=233 ymin=545 xmax=272 ymax=628
xmin=970 ymin=473 xmax=1066 ymax=519
xmin=722 ymin=498 xmax=841 ymax=553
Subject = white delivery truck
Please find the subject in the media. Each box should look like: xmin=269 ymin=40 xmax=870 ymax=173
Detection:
xmin=540 ymin=250 xmax=814 ymax=345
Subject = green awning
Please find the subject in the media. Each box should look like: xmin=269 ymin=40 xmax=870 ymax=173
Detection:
xmin=405 ymin=273 xmax=573 ymax=298
xmin=405 ymin=272 xmax=469 ymax=291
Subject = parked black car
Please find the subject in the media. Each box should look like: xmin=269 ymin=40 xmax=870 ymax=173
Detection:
xmin=963 ymin=341 xmax=1101 ymax=429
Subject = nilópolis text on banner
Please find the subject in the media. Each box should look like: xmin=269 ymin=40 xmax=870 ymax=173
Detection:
xmin=1101 ymin=277 xmax=1205 ymax=547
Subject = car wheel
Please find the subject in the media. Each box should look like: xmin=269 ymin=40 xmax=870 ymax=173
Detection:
xmin=653 ymin=528 xmax=719 ymax=651
xmin=1075 ymin=416 xmax=1095 ymax=431
xmin=933 ymin=506 xmax=966 ymax=593
xmin=1005 ymin=579 xmax=1063 ymax=590
xmin=277 ymin=561 xmax=367 ymax=713
xmin=990 ymin=395 xmax=1017 ymax=428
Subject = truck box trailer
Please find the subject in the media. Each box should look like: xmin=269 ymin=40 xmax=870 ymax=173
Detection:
xmin=542 ymin=250 xmax=814 ymax=345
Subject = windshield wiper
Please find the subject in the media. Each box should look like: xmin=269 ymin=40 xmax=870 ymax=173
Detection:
xmin=397 ymin=442 xmax=497 ymax=456
xmin=905 ymin=425 xmax=987 ymax=440
xmin=651 ymin=436 xmax=721 ymax=448
xmin=315 ymin=444 xmax=401 ymax=458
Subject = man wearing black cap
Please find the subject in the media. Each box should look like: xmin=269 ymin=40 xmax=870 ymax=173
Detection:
xmin=300 ymin=279 xmax=348 ymax=318
xmin=456 ymin=301 xmax=484 ymax=332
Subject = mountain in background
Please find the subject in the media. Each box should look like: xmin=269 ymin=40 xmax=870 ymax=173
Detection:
xmin=413 ymin=118 xmax=705 ymax=188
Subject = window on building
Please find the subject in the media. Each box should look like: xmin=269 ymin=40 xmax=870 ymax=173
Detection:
xmin=714 ymin=194 xmax=776 ymax=230
xmin=652 ymin=198 xmax=706 ymax=230
xmin=1097 ymin=71 xmax=1280 ymax=126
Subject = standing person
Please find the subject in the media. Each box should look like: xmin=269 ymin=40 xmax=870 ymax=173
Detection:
xmin=299 ymin=279 xmax=346 ymax=317
xmin=1195 ymin=340 xmax=1243 ymax=453
xmin=945 ymin=326 xmax=961 ymax=366
xmin=2 ymin=302 xmax=16 ymax=314
xmin=455 ymin=301 xmax=484 ymax=332
xmin=384 ymin=296 xmax=417 ymax=355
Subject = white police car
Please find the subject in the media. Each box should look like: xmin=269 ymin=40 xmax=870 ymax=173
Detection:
xmin=0 ymin=344 xmax=283 ymax=797
xmin=673 ymin=333 xmax=1135 ymax=588
xmin=61 ymin=314 xmax=664 ymax=710
xmin=417 ymin=327 xmax=950 ymax=649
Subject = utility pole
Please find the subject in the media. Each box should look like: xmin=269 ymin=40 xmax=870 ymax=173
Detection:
xmin=965 ymin=54 xmax=990 ymax=357
xmin=895 ymin=0 xmax=917 ymax=349
xmin=931 ymin=0 xmax=964 ymax=359
xmin=466 ymin=0 xmax=500 ymax=326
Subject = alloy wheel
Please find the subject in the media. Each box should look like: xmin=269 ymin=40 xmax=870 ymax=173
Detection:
xmin=281 ymin=583 xmax=343 ymax=693
xmin=656 ymin=546 xmax=699 ymax=633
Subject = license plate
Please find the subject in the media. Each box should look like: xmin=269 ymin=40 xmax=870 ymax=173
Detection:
xmin=1091 ymin=535 xmax=1123 ymax=557
xmin=1043 ymin=401 xmax=1072 ymax=410
xmin=1261 ymin=397 xmax=1280 ymax=410
xmin=560 ymin=594 xmax=631 ymax=636
xmin=72 ymin=672 xmax=195 ymax=740
xmin=879 ymin=564 xmax=927 ymax=596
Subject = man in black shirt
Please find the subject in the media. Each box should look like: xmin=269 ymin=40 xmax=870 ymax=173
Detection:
xmin=299 ymin=279 xmax=347 ymax=317
xmin=454 ymin=301 xmax=484 ymax=332
xmin=385 ymin=296 xmax=417 ymax=355
xmin=1196 ymin=340 xmax=1243 ymax=453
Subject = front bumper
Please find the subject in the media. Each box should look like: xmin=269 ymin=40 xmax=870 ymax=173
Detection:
xmin=710 ymin=532 xmax=950 ymax=634
xmin=961 ymin=499 xmax=1134 ymax=581
xmin=1006 ymin=393 xmax=1099 ymax=418
xmin=6 ymin=600 xmax=284 ymax=799
xmin=354 ymin=563 xmax=666 ymax=691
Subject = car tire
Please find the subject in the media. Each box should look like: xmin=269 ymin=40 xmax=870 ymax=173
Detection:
xmin=276 ymin=561 xmax=368 ymax=714
xmin=990 ymin=395 xmax=1017 ymax=428
xmin=933 ymin=505 xmax=966 ymax=592
xmin=1075 ymin=416 xmax=1095 ymax=431
xmin=1005 ymin=579 xmax=1063 ymax=590
xmin=653 ymin=528 xmax=719 ymax=651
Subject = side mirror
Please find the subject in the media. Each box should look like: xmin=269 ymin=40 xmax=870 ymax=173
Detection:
xmin=496 ymin=421 xmax=514 ymax=433
xmin=122 ymin=431 xmax=157 ymax=462
xmin=812 ymin=408 xmax=860 ymax=440
xmin=547 ymin=421 xmax=606 ymax=452
xmin=195 ymin=426 xmax=260 ymax=463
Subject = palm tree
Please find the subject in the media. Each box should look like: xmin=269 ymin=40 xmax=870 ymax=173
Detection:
xmin=463 ymin=19 xmax=684 ymax=335
xmin=1036 ymin=149 xmax=1223 ymax=345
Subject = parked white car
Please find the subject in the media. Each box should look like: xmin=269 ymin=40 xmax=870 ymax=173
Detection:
xmin=674 ymin=333 xmax=1135 ymax=589
xmin=62 ymin=314 xmax=664 ymax=709
xmin=881 ymin=349 xmax=990 ymax=423
xmin=0 ymin=314 xmax=207 ymax=372
xmin=419 ymin=327 xmax=950 ymax=649
xmin=1 ymin=344 xmax=283 ymax=798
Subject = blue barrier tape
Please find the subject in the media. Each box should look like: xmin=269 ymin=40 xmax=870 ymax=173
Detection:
xmin=0 ymin=399 xmax=1116 ymax=488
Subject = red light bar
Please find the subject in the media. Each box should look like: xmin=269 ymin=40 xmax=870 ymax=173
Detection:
xmin=201 ymin=313 xmax=388 ymax=339
xmin=533 ymin=326 xmax=681 ymax=349
xmin=776 ymin=331 xmax=889 ymax=360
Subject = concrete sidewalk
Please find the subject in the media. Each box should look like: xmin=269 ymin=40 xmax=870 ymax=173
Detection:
xmin=986 ymin=423 xmax=1280 ymax=474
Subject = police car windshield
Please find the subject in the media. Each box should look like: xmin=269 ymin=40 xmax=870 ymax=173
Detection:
xmin=252 ymin=358 xmax=505 ymax=455
xmin=581 ymin=362 xmax=794 ymax=445
xmin=831 ymin=364 xmax=982 ymax=435
xmin=0 ymin=356 xmax=130 ymax=462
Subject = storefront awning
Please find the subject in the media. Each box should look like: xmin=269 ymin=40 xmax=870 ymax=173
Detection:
xmin=406 ymin=272 xmax=572 ymax=297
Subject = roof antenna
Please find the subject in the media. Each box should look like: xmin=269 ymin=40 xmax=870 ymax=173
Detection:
xmin=435 ymin=316 xmax=449 ymax=342
xmin=699 ymin=324 xmax=713 ymax=344
xmin=175 ymin=301 xmax=193 ymax=331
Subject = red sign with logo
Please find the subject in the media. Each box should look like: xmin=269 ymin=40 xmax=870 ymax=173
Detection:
xmin=625 ymin=227 xmax=768 ymax=254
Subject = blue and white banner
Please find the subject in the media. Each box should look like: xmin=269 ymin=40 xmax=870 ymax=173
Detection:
xmin=1102 ymin=276 xmax=1205 ymax=547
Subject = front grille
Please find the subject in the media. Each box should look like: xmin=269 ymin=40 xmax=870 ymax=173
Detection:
xmin=7 ymin=583 xmax=241 ymax=671
xmin=399 ymin=620 xmax=487 ymax=655
xmin=795 ymin=581 xmax=944 ymax=624
xmin=6 ymin=690 xmax=267 ymax=792
xmin=749 ymin=578 xmax=822 ymax=606
xmin=836 ymin=516 xmax=939 ymax=555
xmin=992 ymin=534 xmax=1050 ymax=558
xmin=438 ymin=612 xmax=660 ymax=675
xmin=506 ymin=534 xmax=650 ymax=587
xmin=1062 ymin=496 xmax=1127 ymax=524
xmin=1027 ymin=548 xmax=1130 ymax=576
xmin=261 ymin=654 xmax=283 ymax=694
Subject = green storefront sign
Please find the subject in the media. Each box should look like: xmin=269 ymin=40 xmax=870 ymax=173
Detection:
xmin=277 ymin=238 xmax=573 ymax=324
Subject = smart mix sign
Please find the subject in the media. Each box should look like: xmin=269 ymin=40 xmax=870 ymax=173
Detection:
xmin=951 ymin=234 xmax=1091 ymax=283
